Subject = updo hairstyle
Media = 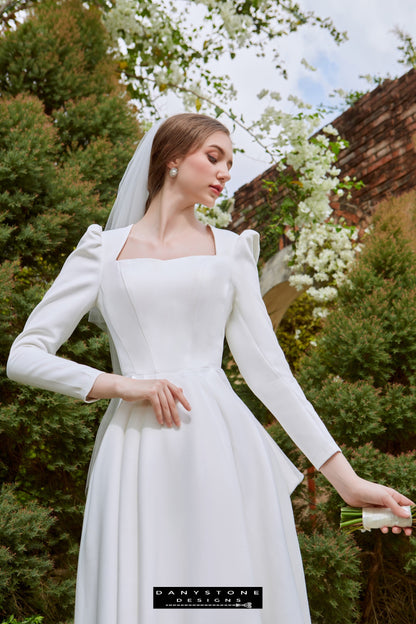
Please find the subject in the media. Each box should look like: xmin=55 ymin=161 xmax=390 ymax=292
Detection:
xmin=145 ymin=113 xmax=230 ymax=212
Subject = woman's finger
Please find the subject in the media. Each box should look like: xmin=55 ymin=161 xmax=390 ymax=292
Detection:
xmin=382 ymin=490 xmax=413 ymax=518
xmin=390 ymin=489 xmax=415 ymax=507
xmin=163 ymin=385 xmax=181 ymax=428
xmin=178 ymin=387 xmax=192 ymax=411
xmin=157 ymin=383 xmax=173 ymax=427
xmin=159 ymin=381 xmax=180 ymax=427
xmin=152 ymin=392 xmax=164 ymax=426
xmin=167 ymin=382 xmax=191 ymax=411
xmin=174 ymin=387 xmax=191 ymax=411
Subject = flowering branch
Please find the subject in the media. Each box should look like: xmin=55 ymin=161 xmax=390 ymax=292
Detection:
xmin=246 ymin=102 xmax=364 ymax=314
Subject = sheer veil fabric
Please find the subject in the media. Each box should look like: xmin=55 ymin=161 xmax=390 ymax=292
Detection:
xmin=105 ymin=120 xmax=164 ymax=231
xmin=86 ymin=119 xmax=164 ymax=490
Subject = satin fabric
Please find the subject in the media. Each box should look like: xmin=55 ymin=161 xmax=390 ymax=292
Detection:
xmin=7 ymin=223 xmax=340 ymax=623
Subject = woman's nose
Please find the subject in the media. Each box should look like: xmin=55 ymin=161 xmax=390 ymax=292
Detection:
xmin=218 ymin=165 xmax=231 ymax=183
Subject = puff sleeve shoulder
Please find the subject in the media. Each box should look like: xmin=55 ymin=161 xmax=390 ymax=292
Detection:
xmin=225 ymin=229 xmax=341 ymax=470
xmin=7 ymin=224 xmax=105 ymax=402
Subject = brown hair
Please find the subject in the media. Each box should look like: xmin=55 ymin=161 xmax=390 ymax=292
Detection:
xmin=145 ymin=113 xmax=230 ymax=212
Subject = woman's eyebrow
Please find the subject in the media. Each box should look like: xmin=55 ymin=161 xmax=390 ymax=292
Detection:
xmin=208 ymin=144 xmax=233 ymax=167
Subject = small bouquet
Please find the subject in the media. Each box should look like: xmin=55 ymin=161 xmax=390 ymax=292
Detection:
xmin=340 ymin=505 xmax=415 ymax=533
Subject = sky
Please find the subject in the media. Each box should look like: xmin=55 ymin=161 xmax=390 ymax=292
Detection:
xmin=162 ymin=0 xmax=416 ymax=196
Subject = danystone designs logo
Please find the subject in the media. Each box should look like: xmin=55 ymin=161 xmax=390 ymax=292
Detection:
xmin=153 ymin=586 xmax=263 ymax=609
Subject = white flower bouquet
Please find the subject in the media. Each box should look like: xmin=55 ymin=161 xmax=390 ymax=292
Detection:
xmin=340 ymin=505 xmax=415 ymax=533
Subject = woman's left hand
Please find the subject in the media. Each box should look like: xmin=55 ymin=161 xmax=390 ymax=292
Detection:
xmin=320 ymin=451 xmax=414 ymax=536
xmin=344 ymin=478 xmax=414 ymax=536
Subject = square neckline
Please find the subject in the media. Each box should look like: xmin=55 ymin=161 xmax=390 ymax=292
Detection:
xmin=115 ymin=223 xmax=218 ymax=263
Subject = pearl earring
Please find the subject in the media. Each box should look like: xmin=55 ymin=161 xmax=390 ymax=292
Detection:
xmin=169 ymin=167 xmax=178 ymax=178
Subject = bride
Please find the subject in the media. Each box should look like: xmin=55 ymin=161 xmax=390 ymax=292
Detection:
xmin=7 ymin=113 xmax=413 ymax=624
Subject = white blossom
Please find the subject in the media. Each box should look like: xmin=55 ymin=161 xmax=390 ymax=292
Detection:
xmin=322 ymin=124 xmax=339 ymax=136
xmin=249 ymin=102 xmax=360 ymax=311
xmin=312 ymin=306 xmax=330 ymax=319
xmin=288 ymin=220 xmax=358 ymax=308
xmin=195 ymin=198 xmax=234 ymax=227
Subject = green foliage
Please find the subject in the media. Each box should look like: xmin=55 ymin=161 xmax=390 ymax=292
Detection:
xmin=0 ymin=94 xmax=104 ymax=268
xmin=0 ymin=0 xmax=115 ymax=114
xmin=0 ymin=485 xmax=54 ymax=617
xmin=393 ymin=26 xmax=416 ymax=69
xmin=299 ymin=529 xmax=361 ymax=624
xmin=0 ymin=0 xmax=140 ymax=620
xmin=297 ymin=193 xmax=416 ymax=623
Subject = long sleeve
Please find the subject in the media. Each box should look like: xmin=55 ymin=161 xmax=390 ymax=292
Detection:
xmin=7 ymin=224 xmax=105 ymax=402
xmin=225 ymin=229 xmax=341 ymax=470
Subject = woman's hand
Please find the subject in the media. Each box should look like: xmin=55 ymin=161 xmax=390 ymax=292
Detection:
xmin=342 ymin=478 xmax=414 ymax=536
xmin=320 ymin=451 xmax=414 ymax=536
xmin=87 ymin=373 xmax=191 ymax=428
xmin=120 ymin=377 xmax=191 ymax=428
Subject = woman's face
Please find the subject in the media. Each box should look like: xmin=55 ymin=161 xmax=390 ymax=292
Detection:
xmin=170 ymin=131 xmax=233 ymax=207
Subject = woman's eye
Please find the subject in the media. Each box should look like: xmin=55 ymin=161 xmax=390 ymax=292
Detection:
xmin=207 ymin=154 xmax=217 ymax=164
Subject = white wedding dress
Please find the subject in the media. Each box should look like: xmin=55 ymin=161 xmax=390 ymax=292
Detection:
xmin=7 ymin=223 xmax=340 ymax=624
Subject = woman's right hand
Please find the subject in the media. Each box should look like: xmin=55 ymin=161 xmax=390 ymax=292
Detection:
xmin=87 ymin=373 xmax=191 ymax=428
xmin=120 ymin=377 xmax=191 ymax=427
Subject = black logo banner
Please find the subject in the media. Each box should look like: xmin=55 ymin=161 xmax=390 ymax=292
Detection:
xmin=153 ymin=586 xmax=263 ymax=609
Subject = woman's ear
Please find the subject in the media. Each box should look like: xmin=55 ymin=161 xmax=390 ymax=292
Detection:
xmin=167 ymin=157 xmax=181 ymax=169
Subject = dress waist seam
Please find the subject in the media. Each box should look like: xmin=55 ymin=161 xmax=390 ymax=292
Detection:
xmin=124 ymin=365 xmax=224 ymax=379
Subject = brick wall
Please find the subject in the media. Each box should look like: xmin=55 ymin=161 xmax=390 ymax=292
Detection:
xmin=230 ymin=68 xmax=416 ymax=239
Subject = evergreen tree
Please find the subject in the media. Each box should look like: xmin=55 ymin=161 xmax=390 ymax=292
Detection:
xmin=0 ymin=1 xmax=140 ymax=620
xmin=296 ymin=192 xmax=416 ymax=623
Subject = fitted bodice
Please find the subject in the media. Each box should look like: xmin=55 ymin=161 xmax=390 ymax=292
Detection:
xmin=98 ymin=251 xmax=234 ymax=376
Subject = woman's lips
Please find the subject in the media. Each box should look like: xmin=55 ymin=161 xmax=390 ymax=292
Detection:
xmin=209 ymin=185 xmax=223 ymax=195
